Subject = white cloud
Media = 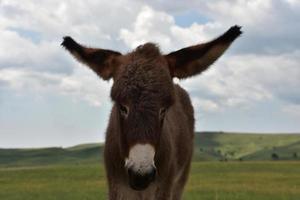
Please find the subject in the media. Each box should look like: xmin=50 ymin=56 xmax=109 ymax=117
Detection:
xmin=140 ymin=0 xmax=300 ymax=54
xmin=0 ymin=68 xmax=61 ymax=91
xmin=181 ymin=50 xmax=300 ymax=113
xmin=286 ymin=0 xmax=300 ymax=6
xmin=0 ymin=29 xmax=74 ymax=74
xmin=0 ymin=0 xmax=144 ymax=108
xmin=0 ymin=0 xmax=141 ymax=44
xmin=0 ymin=67 xmax=111 ymax=107
xmin=119 ymin=6 xmax=223 ymax=52
xmin=59 ymin=67 xmax=112 ymax=107
xmin=205 ymin=0 xmax=272 ymax=26
xmin=192 ymin=97 xmax=219 ymax=112
xmin=282 ymin=104 xmax=300 ymax=117
xmin=120 ymin=6 xmax=175 ymax=51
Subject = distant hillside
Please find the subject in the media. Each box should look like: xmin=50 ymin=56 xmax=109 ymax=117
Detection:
xmin=0 ymin=132 xmax=299 ymax=167
xmin=0 ymin=145 xmax=103 ymax=167
xmin=194 ymin=132 xmax=300 ymax=161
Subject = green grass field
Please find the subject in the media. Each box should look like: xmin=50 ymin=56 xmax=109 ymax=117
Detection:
xmin=0 ymin=161 xmax=299 ymax=200
xmin=1 ymin=132 xmax=299 ymax=199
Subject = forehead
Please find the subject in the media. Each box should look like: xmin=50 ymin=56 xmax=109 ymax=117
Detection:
xmin=111 ymin=43 xmax=173 ymax=104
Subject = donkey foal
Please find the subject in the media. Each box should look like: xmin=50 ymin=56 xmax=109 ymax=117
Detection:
xmin=62 ymin=25 xmax=242 ymax=200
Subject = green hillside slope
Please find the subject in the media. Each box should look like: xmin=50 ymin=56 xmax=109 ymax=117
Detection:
xmin=0 ymin=146 xmax=103 ymax=167
xmin=194 ymin=132 xmax=300 ymax=161
xmin=0 ymin=132 xmax=299 ymax=166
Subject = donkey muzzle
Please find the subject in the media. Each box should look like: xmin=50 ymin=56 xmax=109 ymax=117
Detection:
xmin=125 ymin=144 xmax=156 ymax=190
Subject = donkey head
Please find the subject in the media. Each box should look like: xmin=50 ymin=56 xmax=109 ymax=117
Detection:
xmin=62 ymin=25 xmax=242 ymax=190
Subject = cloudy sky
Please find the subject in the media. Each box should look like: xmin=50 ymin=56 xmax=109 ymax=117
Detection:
xmin=0 ymin=0 xmax=300 ymax=148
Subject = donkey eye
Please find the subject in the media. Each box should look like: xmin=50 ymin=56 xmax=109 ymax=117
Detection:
xmin=119 ymin=104 xmax=129 ymax=116
xmin=159 ymin=107 xmax=167 ymax=118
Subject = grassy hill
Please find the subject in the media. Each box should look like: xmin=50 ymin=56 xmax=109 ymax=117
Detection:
xmin=0 ymin=132 xmax=299 ymax=167
xmin=193 ymin=132 xmax=300 ymax=161
xmin=0 ymin=146 xmax=103 ymax=167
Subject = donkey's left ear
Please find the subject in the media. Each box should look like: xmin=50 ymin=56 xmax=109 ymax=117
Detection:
xmin=61 ymin=36 xmax=122 ymax=80
xmin=165 ymin=25 xmax=242 ymax=79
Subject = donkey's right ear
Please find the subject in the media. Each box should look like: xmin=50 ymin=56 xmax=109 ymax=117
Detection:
xmin=61 ymin=36 xmax=122 ymax=80
xmin=165 ymin=25 xmax=242 ymax=79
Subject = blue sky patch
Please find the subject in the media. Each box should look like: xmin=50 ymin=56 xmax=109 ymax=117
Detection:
xmin=8 ymin=27 xmax=42 ymax=44
xmin=174 ymin=10 xmax=211 ymax=27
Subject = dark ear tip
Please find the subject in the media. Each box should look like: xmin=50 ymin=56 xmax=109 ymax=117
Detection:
xmin=61 ymin=36 xmax=79 ymax=51
xmin=230 ymin=25 xmax=243 ymax=34
xmin=221 ymin=25 xmax=243 ymax=42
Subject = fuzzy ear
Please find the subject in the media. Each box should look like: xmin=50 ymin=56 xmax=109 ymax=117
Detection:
xmin=61 ymin=36 xmax=122 ymax=80
xmin=165 ymin=25 xmax=242 ymax=79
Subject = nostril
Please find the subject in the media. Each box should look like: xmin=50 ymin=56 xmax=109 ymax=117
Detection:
xmin=127 ymin=168 xmax=133 ymax=176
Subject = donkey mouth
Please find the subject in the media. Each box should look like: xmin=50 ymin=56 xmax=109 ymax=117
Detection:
xmin=129 ymin=179 xmax=151 ymax=191
xmin=128 ymin=174 xmax=153 ymax=191
xmin=128 ymin=168 xmax=156 ymax=191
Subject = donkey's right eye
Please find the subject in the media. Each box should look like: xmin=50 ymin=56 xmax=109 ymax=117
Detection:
xmin=119 ymin=104 xmax=129 ymax=117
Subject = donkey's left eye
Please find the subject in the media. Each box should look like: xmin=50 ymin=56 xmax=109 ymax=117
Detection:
xmin=119 ymin=104 xmax=129 ymax=117
xmin=159 ymin=108 xmax=167 ymax=118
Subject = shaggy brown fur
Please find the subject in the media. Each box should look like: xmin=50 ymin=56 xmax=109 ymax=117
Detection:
xmin=62 ymin=25 xmax=242 ymax=200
